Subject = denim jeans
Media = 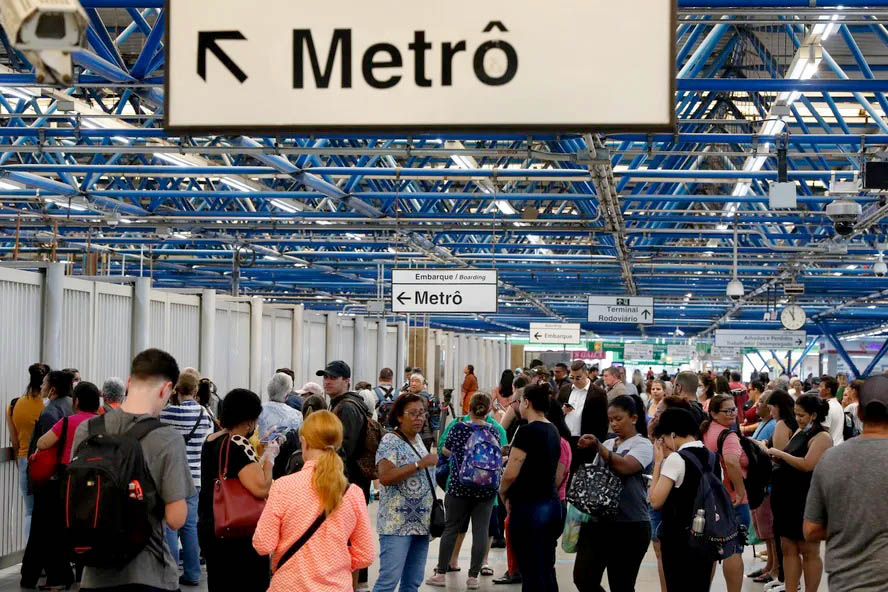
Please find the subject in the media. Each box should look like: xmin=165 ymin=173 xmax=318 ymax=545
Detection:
xmin=509 ymin=497 xmax=562 ymax=592
xmin=372 ymin=534 xmax=429 ymax=592
xmin=164 ymin=489 xmax=201 ymax=582
xmin=17 ymin=457 xmax=33 ymax=538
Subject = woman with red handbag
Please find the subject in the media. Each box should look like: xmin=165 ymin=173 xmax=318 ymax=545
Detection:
xmin=198 ymin=388 xmax=276 ymax=592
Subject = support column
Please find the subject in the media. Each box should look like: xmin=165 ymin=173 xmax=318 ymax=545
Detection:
xmin=250 ymin=296 xmax=263 ymax=395
xmin=292 ymin=304 xmax=304 ymax=384
xmin=396 ymin=321 xmax=407 ymax=384
xmin=132 ymin=277 xmax=151 ymax=359
xmin=353 ymin=315 xmax=367 ymax=383
xmin=42 ymin=262 xmax=64 ymax=369
xmin=326 ymin=313 xmax=340 ymax=362
xmin=376 ymin=318 xmax=388 ymax=374
xmin=200 ymin=289 xmax=216 ymax=379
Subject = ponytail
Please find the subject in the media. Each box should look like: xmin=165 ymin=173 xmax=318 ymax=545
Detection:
xmin=301 ymin=410 xmax=348 ymax=516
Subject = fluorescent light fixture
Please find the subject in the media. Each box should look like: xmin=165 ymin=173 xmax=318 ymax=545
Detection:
xmin=760 ymin=119 xmax=785 ymax=137
xmin=120 ymin=217 xmax=133 ymax=224
xmin=220 ymin=176 xmax=253 ymax=192
xmin=846 ymin=264 xmax=858 ymax=270
xmin=0 ymin=180 xmax=19 ymax=190
xmin=46 ymin=197 xmax=87 ymax=211
xmin=153 ymin=152 xmax=195 ymax=167
xmin=268 ymin=198 xmax=299 ymax=213
xmin=0 ymin=86 xmax=37 ymax=101
xmin=494 ymin=200 xmax=517 ymax=215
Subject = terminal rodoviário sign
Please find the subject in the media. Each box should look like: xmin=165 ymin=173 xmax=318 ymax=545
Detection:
xmin=165 ymin=0 xmax=674 ymax=131
xmin=391 ymin=269 xmax=497 ymax=313
xmin=587 ymin=296 xmax=654 ymax=325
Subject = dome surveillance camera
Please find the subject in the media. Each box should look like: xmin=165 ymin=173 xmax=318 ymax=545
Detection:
xmin=875 ymin=260 xmax=888 ymax=277
xmin=726 ymin=278 xmax=745 ymax=301
xmin=826 ymin=199 xmax=862 ymax=237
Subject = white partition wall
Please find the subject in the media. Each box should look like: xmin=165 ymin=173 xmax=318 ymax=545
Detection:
xmin=303 ymin=311 xmax=327 ymax=386
xmin=214 ymin=299 xmax=251 ymax=397
xmin=385 ymin=326 xmax=398 ymax=375
xmin=60 ymin=277 xmax=94 ymax=378
xmin=366 ymin=321 xmax=379 ymax=379
xmin=93 ymin=282 xmax=134 ymax=382
xmin=148 ymin=291 xmax=200 ymax=371
xmin=261 ymin=307 xmax=294 ymax=390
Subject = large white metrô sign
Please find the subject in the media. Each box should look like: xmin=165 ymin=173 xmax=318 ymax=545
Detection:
xmin=391 ymin=269 xmax=497 ymax=313
xmin=165 ymin=0 xmax=674 ymax=131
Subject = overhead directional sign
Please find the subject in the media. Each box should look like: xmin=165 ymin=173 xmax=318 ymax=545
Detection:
xmin=165 ymin=0 xmax=674 ymax=131
xmin=715 ymin=330 xmax=806 ymax=350
xmin=666 ymin=344 xmax=694 ymax=360
xmin=529 ymin=323 xmax=581 ymax=345
xmin=624 ymin=343 xmax=654 ymax=361
xmin=391 ymin=269 xmax=497 ymax=313
xmin=587 ymin=296 xmax=654 ymax=325
xmin=710 ymin=346 xmax=742 ymax=360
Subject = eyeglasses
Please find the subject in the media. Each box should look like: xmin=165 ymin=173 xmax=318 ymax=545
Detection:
xmin=720 ymin=408 xmax=738 ymax=415
xmin=569 ymin=375 xmax=585 ymax=381
xmin=405 ymin=410 xmax=428 ymax=419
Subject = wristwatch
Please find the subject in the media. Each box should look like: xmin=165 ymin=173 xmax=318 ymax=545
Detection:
xmin=414 ymin=461 xmax=420 ymax=471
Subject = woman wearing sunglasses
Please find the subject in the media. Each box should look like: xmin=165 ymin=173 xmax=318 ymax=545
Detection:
xmin=700 ymin=394 xmax=749 ymax=592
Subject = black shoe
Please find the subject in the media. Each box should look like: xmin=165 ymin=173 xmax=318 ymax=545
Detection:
xmin=490 ymin=538 xmax=506 ymax=548
xmin=493 ymin=574 xmax=522 ymax=585
xmin=179 ymin=576 xmax=200 ymax=587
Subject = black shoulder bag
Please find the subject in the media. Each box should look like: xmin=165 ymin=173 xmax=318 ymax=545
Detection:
xmin=275 ymin=511 xmax=326 ymax=571
xmin=395 ymin=430 xmax=445 ymax=538
xmin=183 ymin=408 xmax=205 ymax=444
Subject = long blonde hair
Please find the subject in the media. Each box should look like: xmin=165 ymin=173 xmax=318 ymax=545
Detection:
xmin=301 ymin=410 xmax=348 ymax=516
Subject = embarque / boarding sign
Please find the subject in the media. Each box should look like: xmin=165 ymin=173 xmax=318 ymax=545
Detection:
xmin=165 ymin=0 xmax=675 ymax=131
xmin=587 ymin=296 xmax=654 ymax=325
xmin=529 ymin=323 xmax=581 ymax=345
xmin=391 ymin=269 xmax=497 ymax=313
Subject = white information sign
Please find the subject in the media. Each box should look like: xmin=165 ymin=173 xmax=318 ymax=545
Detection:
xmin=529 ymin=323 xmax=581 ymax=345
xmin=624 ymin=343 xmax=654 ymax=360
xmin=715 ymin=330 xmax=806 ymax=350
xmin=667 ymin=344 xmax=694 ymax=359
xmin=711 ymin=346 xmax=742 ymax=360
xmin=587 ymin=296 xmax=654 ymax=325
xmin=165 ymin=0 xmax=674 ymax=131
xmin=391 ymin=269 xmax=497 ymax=313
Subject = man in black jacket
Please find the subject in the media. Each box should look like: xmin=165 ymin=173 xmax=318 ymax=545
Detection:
xmin=560 ymin=361 xmax=609 ymax=474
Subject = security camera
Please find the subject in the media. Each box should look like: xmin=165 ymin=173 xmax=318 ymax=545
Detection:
xmin=0 ymin=0 xmax=87 ymax=84
xmin=875 ymin=260 xmax=888 ymax=277
xmin=726 ymin=278 xmax=745 ymax=301
xmin=825 ymin=199 xmax=862 ymax=237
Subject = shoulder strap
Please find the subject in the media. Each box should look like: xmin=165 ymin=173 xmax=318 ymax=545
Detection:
xmin=56 ymin=416 xmax=69 ymax=464
xmin=678 ymin=448 xmax=711 ymax=475
xmin=184 ymin=408 xmax=205 ymax=443
xmin=716 ymin=429 xmax=737 ymax=458
xmin=275 ymin=512 xmax=327 ymax=571
xmin=126 ymin=417 xmax=165 ymax=441
xmin=394 ymin=430 xmax=438 ymax=504
xmin=88 ymin=413 xmax=108 ymax=437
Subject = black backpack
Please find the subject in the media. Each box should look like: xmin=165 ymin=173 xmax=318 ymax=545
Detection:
xmin=679 ymin=449 xmax=742 ymax=562
xmin=63 ymin=415 xmax=163 ymax=567
xmin=843 ymin=411 xmax=861 ymax=440
xmin=375 ymin=386 xmax=396 ymax=427
xmin=716 ymin=429 xmax=772 ymax=510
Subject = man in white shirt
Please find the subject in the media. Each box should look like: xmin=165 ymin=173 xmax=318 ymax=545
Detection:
xmin=819 ymin=375 xmax=845 ymax=446
xmin=563 ymin=361 xmax=590 ymax=437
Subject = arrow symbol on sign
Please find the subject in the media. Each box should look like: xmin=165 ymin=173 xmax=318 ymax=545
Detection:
xmin=534 ymin=332 xmax=542 ymax=340
xmin=795 ymin=338 xmax=804 ymax=346
xmin=397 ymin=292 xmax=411 ymax=306
xmin=641 ymin=309 xmax=652 ymax=319
xmin=198 ymin=31 xmax=248 ymax=83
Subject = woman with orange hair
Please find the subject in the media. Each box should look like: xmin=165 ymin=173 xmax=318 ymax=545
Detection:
xmin=253 ymin=410 xmax=375 ymax=592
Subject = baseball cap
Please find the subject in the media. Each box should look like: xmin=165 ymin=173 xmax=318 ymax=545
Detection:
xmin=316 ymin=360 xmax=351 ymax=379
xmin=530 ymin=365 xmax=551 ymax=377
xmin=296 ymin=382 xmax=323 ymax=396
xmin=859 ymin=375 xmax=888 ymax=418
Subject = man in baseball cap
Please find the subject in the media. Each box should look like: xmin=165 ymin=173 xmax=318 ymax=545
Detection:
xmin=316 ymin=360 xmax=352 ymax=380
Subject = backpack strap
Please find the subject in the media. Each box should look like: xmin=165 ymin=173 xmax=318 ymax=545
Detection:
xmin=125 ymin=417 xmax=165 ymax=441
xmin=183 ymin=408 xmax=205 ymax=443
xmin=88 ymin=413 xmax=108 ymax=437
xmin=678 ymin=447 xmax=714 ymax=475
xmin=716 ymin=429 xmax=739 ymax=459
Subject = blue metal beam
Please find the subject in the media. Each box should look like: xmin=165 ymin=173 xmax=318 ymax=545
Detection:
xmin=769 ymin=350 xmax=787 ymax=374
xmin=791 ymin=338 xmax=819 ymax=374
xmin=817 ymin=323 xmax=862 ymax=379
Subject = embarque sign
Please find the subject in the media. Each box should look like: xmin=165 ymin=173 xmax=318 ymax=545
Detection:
xmin=391 ymin=269 xmax=497 ymax=313
xmin=165 ymin=0 xmax=674 ymax=131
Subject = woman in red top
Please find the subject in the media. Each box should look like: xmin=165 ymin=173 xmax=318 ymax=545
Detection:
xmin=36 ymin=381 xmax=101 ymax=464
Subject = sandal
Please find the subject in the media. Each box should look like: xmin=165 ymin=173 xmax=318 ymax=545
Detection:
xmin=753 ymin=574 xmax=775 ymax=584
xmin=446 ymin=566 xmax=461 ymax=573
xmin=480 ymin=566 xmax=494 ymax=577
xmin=746 ymin=568 xmax=766 ymax=579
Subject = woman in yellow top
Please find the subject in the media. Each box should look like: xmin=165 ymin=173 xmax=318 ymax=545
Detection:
xmin=6 ymin=363 xmax=48 ymax=537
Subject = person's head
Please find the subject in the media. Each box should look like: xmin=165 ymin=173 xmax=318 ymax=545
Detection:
xmin=767 ymin=389 xmax=798 ymax=430
xmin=662 ymin=395 xmax=691 ymax=411
xmin=42 ymin=369 xmax=73 ymax=400
xmin=652 ymin=408 xmax=701 ymax=451
xmin=569 ymin=360 xmax=589 ymax=387
xmin=300 ymin=410 xmax=348 ymax=516
xmin=519 ymin=383 xmax=550 ymax=418
xmin=404 ymin=366 xmax=413 ymax=379
xmin=175 ymin=372 xmax=199 ymax=401
xmin=316 ymin=360 xmax=351 ymax=397
xmin=102 ymin=377 xmax=126 ymax=405
xmin=72 ymin=381 xmax=100 ymax=413
xmin=819 ymin=375 xmax=838 ymax=399
xmin=609 ymin=395 xmax=646 ymax=439
xmin=267 ymin=372 xmax=294 ymax=403
xmin=498 ymin=369 xmax=515 ymax=397
xmin=844 ymin=379 xmax=863 ymax=405
xmin=673 ymin=371 xmax=699 ymax=401
xmin=355 ymin=381 xmax=372 ymax=392
xmin=465 ymin=365 xmax=474 ymax=376
xmin=795 ymin=393 xmax=829 ymax=430
xmin=302 ymin=394 xmax=328 ymax=418
xmin=836 ymin=372 xmax=848 ymax=387
xmin=27 ymin=363 xmax=49 ymax=395
xmin=603 ymin=366 xmax=621 ymax=387
xmin=296 ymin=382 xmax=324 ymax=398
xmin=63 ymin=368 xmax=81 ymax=385
xmin=858 ymin=375 xmax=888 ymax=428
xmin=469 ymin=392 xmax=492 ymax=420
xmin=651 ymin=379 xmax=667 ymax=401
xmin=715 ymin=376 xmax=730 ymax=397
xmin=730 ymin=371 xmax=742 ymax=383
xmin=379 ymin=367 xmax=393 ymax=383
xmin=790 ymin=378 xmax=803 ymax=394
xmin=275 ymin=367 xmax=295 ymax=382
xmin=128 ymin=348 xmax=180 ymax=415
xmin=408 ymin=373 xmax=426 ymax=394
xmin=219 ymin=388 xmax=262 ymax=436
xmin=513 ymin=375 xmax=529 ymax=391
xmin=197 ymin=378 xmax=217 ymax=407
xmin=387 ymin=392 xmax=426 ymax=432
xmin=553 ymin=363 xmax=568 ymax=382
xmin=757 ymin=391 xmax=773 ymax=420
xmin=702 ymin=394 xmax=738 ymax=432
xmin=529 ymin=359 xmax=544 ymax=369
xmin=589 ymin=365 xmax=600 ymax=379
xmin=749 ymin=381 xmax=764 ymax=398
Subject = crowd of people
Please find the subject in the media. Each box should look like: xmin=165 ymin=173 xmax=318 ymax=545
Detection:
xmin=5 ymin=352 xmax=888 ymax=592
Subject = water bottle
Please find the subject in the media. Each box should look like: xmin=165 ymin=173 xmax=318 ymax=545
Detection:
xmin=692 ymin=509 xmax=706 ymax=534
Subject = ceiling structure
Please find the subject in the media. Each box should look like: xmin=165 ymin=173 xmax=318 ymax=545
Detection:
xmin=3 ymin=1 xmax=888 ymax=340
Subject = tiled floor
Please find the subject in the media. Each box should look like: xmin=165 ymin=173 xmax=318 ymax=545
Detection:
xmin=0 ymin=503 xmax=827 ymax=592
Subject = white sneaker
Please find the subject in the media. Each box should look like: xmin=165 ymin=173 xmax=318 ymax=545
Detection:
xmin=355 ymin=584 xmax=370 ymax=592
xmin=767 ymin=585 xmax=785 ymax=592
xmin=764 ymin=581 xmax=784 ymax=591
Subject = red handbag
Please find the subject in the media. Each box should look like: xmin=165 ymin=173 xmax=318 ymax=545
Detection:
xmin=213 ymin=434 xmax=266 ymax=538
xmin=28 ymin=416 xmax=68 ymax=485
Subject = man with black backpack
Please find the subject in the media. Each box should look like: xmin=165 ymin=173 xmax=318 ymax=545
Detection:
xmin=375 ymin=367 xmax=397 ymax=428
xmin=69 ymin=349 xmax=194 ymax=592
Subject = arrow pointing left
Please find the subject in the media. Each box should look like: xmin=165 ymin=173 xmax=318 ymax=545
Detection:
xmin=534 ymin=332 xmax=542 ymax=340
xmin=397 ymin=292 xmax=410 ymax=306
xmin=198 ymin=31 xmax=248 ymax=83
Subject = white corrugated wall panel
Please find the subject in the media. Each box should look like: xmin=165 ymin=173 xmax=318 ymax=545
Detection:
xmin=339 ymin=318 xmax=355 ymax=372
xmin=274 ymin=311 xmax=293 ymax=373
xmin=149 ymin=299 xmax=166 ymax=349
xmin=385 ymin=327 xmax=398 ymax=374
xmin=214 ymin=301 xmax=250 ymax=397
xmin=307 ymin=315 xmax=327 ymax=383
xmin=94 ymin=290 xmax=132 ymax=383
xmin=61 ymin=283 xmax=93 ymax=378
xmin=0 ymin=268 xmax=43 ymax=560
xmin=366 ymin=324 xmax=379 ymax=380
xmin=168 ymin=301 xmax=200 ymax=370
